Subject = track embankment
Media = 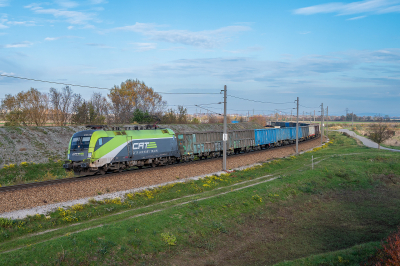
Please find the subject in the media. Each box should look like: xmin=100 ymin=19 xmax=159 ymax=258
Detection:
xmin=0 ymin=136 xmax=326 ymax=213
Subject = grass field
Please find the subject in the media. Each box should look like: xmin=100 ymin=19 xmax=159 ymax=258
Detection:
xmin=381 ymin=143 xmax=400 ymax=150
xmin=0 ymin=160 xmax=72 ymax=186
xmin=0 ymin=131 xmax=399 ymax=265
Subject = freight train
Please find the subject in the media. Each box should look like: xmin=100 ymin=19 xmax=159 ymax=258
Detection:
xmin=63 ymin=124 xmax=320 ymax=175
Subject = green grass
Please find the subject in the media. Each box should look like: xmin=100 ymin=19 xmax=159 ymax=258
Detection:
xmin=0 ymin=160 xmax=72 ymax=186
xmin=381 ymin=143 xmax=400 ymax=150
xmin=274 ymin=242 xmax=382 ymax=266
xmin=0 ymin=132 xmax=399 ymax=265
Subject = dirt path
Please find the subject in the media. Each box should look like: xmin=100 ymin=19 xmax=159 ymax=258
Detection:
xmin=337 ymin=129 xmax=400 ymax=152
xmin=0 ymin=136 xmax=325 ymax=213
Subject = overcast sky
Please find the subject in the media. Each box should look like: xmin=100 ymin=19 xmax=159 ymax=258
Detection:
xmin=0 ymin=0 xmax=399 ymax=116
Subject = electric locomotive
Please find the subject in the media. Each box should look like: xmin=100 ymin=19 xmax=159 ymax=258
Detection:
xmin=63 ymin=126 xmax=180 ymax=175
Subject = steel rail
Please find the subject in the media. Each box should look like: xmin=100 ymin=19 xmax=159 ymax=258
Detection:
xmin=0 ymin=135 xmax=321 ymax=193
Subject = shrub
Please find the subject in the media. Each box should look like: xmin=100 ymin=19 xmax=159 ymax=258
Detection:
xmin=104 ymin=197 xmax=122 ymax=205
xmin=161 ymin=232 xmax=177 ymax=246
xmin=71 ymin=204 xmax=84 ymax=211
xmin=364 ymin=227 xmax=400 ymax=265
xmin=252 ymin=194 xmax=263 ymax=203
xmin=378 ymin=228 xmax=400 ymax=265
xmin=0 ymin=218 xmax=13 ymax=228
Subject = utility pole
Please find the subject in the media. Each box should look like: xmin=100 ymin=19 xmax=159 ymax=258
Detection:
xmin=291 ymin=109 xmax=292 ymax=122
xmin=326 ymin=106 xmax=328 ymax=131
xmin=296 ymin=97 xmax=299 ymax=154
xmin=321 ymin=103 xmax=324 ymax=145
xmin=223 ymin=85 xmax=227 ymax=171
xmin=352 ymin=112 xmax=354 ymax=127
xmin=314 ymin=110 xmax=315 ymax=122
xmin=303 ymin=111 xmax=305 ymax=122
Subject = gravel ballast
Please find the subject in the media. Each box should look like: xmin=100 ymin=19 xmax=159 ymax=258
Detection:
xmin=0 ymin=136 xmax=325 ymax=215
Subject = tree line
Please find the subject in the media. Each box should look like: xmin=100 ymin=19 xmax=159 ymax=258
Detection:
xmin=0 ymin=79 xmax=196 ymax=126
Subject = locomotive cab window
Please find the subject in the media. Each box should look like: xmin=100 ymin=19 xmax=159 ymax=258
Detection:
xmin=70 ymin=136 xmax=91 ymax=150
xmin=94 ymin=137 xmax=112 ymax=151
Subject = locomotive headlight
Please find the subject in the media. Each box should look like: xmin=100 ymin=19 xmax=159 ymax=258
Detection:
xmin=88 ymin=152 xmax=92 ymax=158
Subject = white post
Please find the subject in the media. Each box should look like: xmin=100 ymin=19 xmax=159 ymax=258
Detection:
xmin=296 ymin=97 xmax=299 ymax=155
xmin=223 ymin=85 xmax=227 ymax=171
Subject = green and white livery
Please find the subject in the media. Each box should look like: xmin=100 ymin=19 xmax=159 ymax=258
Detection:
xmin=64 ymin=128 xmax=180 ymax=175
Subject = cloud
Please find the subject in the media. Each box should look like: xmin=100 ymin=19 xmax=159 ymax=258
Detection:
xmin=86 ymin=43 xmax=113 ymax=48
xmin=84 ymin=48 xmax=400 ymax=93
xmin=0 ymin=0 xmax=9 ymax=7
xmin=293 ymin=0 xmax=400 ymax=16
xmin=223 ymin=46 xmax=264 ymax=54
xmin=55 ymin=0 xmax=79 ymax=8
xmin=0 ymin=14 xmax=8 ymax=28
xmin=25 ymin=4 xmax=96 ymax=25
xmin=111 ymin=23 xmax=251 ymax=48
xmin=2 ymin=41 xmax=33 ymax=48
xmin=44 ymin=36 xmax=82 ymax=41
xmin=347 ymin=15 xmax=367 ymax=19
xmin=6 ymin=20 xmax=36 ymax=26
xmin=299 ymin=31 xmax=311 ymax=34
xmin=132 ymin=42 xmax=156 ymax=52
xmin=89 ymin=0 xmax=107 ymax=4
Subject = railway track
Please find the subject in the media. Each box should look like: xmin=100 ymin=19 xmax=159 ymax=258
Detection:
xmin=0 ymin=136 xmax=321 ymax=193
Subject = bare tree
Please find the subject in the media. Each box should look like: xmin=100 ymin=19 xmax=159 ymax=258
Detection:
xmin=1 ymin=88 xmax=48 ymax=126
xmin=24 ymin=88 xmax=49 ymax=126
xmin=1 ymin=93 xmax=28 ymax=126
xmin=369 ymin=122 xmax=393 ymax=149
xmin=71 ymin=94 xmax=86 ymax=125
xmin=90 ymin=92 xmax=109 ymax=124
xmin=161 ymin=109 xmax=177 ymax=124
xmin=49 ymin=86 xmax=73 ymax=126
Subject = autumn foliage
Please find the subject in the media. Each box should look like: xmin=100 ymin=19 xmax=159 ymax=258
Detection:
xmin=0 ymin=79 xmax=167 ymax=126
xmin=249 ymin=115 xmax=266 ymax=127
xmin=363 ymin=227 xmax=400 ymax=265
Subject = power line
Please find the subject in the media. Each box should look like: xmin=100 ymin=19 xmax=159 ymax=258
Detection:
xmin=0 ymin=74 xmax=110 ymax=90
xmin=229 ymin=107 xmax=294 ymax=112
xmin=0 ymin=74 xmax=221 ymax=95
xmin=227 ymin=94 xmax=293 ymax=104
xmin=194 ymin=105 xmax=222 ymax=115
xmin=166 ymin=102 xmax=221 ymax=107
xmin=159 ymin=92 xmax=220 ymax=95
xmin=300 ymin=104 xmax=319 ymax=109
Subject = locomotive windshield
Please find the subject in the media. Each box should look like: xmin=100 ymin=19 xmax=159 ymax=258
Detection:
xmin=70 ymin=136 xmax=91 ymax=150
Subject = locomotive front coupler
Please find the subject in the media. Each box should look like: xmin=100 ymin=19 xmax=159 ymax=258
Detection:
xmin=63 ymin=160 xmax=72 ymax=170
xmin=80 ymin=159 xmax=91 ymax=169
